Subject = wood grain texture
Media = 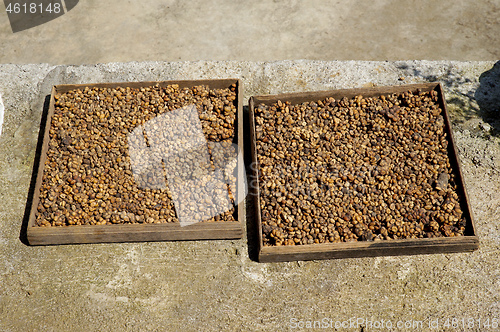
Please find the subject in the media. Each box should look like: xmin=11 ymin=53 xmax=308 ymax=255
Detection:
xmin=27 ymin=79 xmax=244 ymax=245
xmin=249 ymin=83 xmax=479 ymax=262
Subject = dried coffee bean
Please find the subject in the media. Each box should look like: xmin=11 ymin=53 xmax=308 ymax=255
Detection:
xmin=256 ymin=90 xmax=467 ymax=246
xmin=36 ymin=84 xmax=238 ymax=227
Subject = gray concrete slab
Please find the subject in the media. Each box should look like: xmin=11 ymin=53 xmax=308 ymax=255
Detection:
xmin=0 ymin=60 xmax=499 ymax=331
xmin=0 ymin=1 xmax=499 ymax=64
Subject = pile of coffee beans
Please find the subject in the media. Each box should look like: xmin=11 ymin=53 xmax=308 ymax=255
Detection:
xmin=255 ymin=89 xmax=467 ymax=246
xmin=36 ymin=84 xmax=237 ymax=226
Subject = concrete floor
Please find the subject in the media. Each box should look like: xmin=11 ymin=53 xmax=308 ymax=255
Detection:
xmin=0 ymin=0 xmax=499 ymax=64
xmin=0 ymin=60 xmax=499 ymax=332
xmin=1 ymin=1 xmax=500 ymax=331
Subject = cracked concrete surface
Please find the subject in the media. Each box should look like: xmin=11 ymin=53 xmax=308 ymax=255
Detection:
xmin=0 ymin=61 xmax=499 ymax=331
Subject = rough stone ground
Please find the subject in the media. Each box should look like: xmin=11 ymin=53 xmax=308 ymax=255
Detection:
xmin=1 ymin=1 xmax=499 ymax=64
xmin=0 ymin=61 xmax=499 ymax=331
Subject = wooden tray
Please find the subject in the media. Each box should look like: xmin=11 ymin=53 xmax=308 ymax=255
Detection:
xmin=249 ymin=83 xmax=478 ymax=262
xmin=27 ymin=79 xmax=244 ymax=245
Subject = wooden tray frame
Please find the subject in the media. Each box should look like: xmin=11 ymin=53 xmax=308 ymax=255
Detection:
xmin=27 ymin=79 xmax=244 ymax=245
xmin=249 ymin=83 xmax=479 ymax=262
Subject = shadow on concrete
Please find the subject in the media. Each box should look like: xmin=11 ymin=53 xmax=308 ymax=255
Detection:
xmin=475 ymin=61 xmax=500 ymax=136
xmin=397 ymin=63 xmax=474 ymax=90
xmin=245 ymin=190 xmax=258 ymax=262
xmin=243 ymin=105 xmax=259 ymax=262
xmin=19 ymin=95 xmax=51 ymax=246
